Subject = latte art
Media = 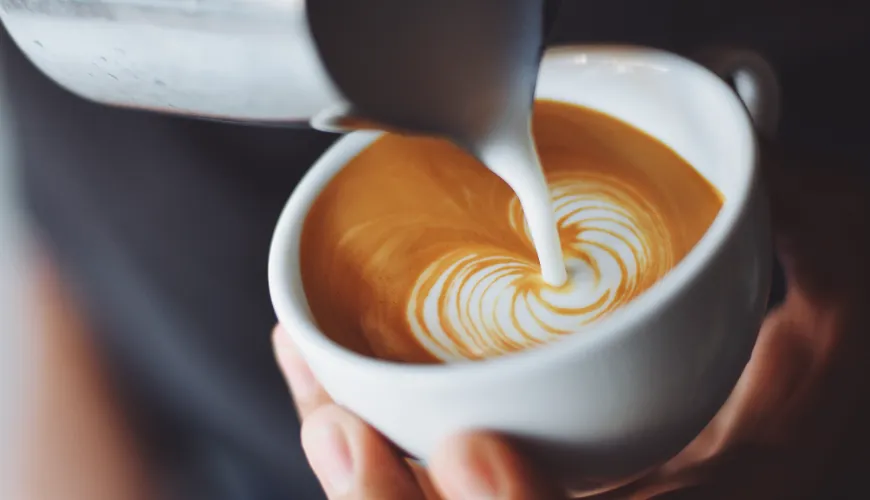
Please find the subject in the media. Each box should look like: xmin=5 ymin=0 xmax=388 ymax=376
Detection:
xmin=408 ymin=174 xmax=675 ymax=361
xmin=301 ymin=100 xmax=722 ymax=364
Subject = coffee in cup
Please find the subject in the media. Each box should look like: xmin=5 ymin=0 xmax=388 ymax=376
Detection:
xmin=271 ymin=46 xmax=774 ymax=491
xmin=300 ymin=99 xmax=722 ymax=364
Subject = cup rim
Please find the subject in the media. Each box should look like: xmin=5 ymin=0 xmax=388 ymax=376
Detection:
xmin=268 ymin=44 xmax=759 ymax=379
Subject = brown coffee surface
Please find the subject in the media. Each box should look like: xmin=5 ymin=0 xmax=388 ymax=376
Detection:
xmin=300 ymin=100 xmax=722 ymax=364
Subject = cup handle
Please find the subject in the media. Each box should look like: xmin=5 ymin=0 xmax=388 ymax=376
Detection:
xmin=693 ymin=48 xmax=781 ymax=139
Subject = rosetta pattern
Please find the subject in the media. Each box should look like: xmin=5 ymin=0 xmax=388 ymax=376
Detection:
xmin=406 ymin=173 xmax=675 ymax=361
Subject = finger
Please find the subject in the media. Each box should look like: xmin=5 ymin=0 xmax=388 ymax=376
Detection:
xmin=302 ymin=404 xmax=426 ymax=500
xmin=272 ymin=325 xmax=333 ymax=421
xmin=409 ymin=461 xmax=444 ymax=500
xmin=429 ymin=432 xmax=564 ymax=500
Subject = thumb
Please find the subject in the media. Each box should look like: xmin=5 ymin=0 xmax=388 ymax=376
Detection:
xmin=429 ymin=432 xmax=565 ymax=500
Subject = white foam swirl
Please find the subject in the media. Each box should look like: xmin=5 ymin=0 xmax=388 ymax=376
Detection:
xmin=406 ymin=175 xmax=674 ymax=362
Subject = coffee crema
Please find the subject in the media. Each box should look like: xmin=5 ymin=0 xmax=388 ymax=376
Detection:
xmin=300 ymin=100 xmax=723 ymax=363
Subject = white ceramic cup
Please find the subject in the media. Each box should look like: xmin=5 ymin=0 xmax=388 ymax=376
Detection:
xmin=269 ymin=45 xmax=775 ymax=493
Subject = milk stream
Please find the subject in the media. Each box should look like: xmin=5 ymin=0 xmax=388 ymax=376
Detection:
xmin=479 ymin=129 xmax=568 ymax=287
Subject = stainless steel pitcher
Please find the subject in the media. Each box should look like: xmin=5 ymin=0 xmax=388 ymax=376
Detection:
xmin=1 ymin=0 xmax=561 ymax=135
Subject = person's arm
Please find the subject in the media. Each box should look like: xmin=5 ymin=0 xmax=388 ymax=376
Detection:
xmin=1 ymin=24 xmax=151 ymax=499
xmin=598 ymin=144 xmax=870 ymax=499
xmin=17 ymin=259 xmax=153 ymax=500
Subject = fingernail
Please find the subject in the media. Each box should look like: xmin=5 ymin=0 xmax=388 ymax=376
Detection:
xmin=283 ymin=350 xmax=320 ymax=400
xmin=274 ymin=334 xmax=319 ymax=400
xmin=305 ymin=418 xmax=354 ymax=496
xmin=454 ymin=446 xmax=500 ymax=500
